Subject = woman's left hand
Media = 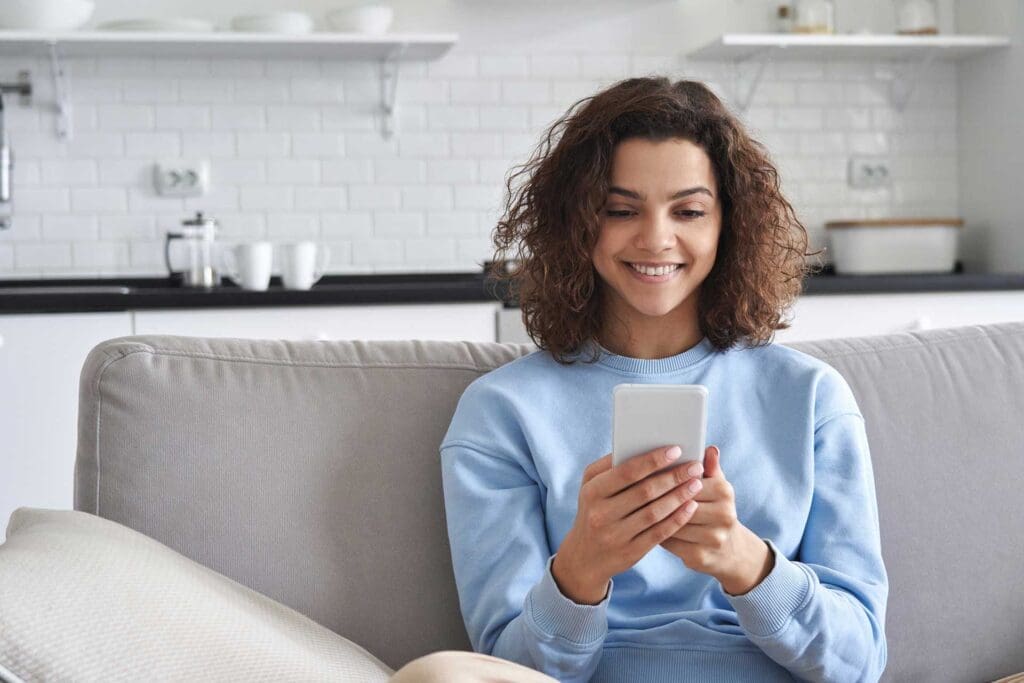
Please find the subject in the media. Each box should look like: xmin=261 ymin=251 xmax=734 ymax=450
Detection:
xmin=658 ymin=445 xmax=775 ymax=596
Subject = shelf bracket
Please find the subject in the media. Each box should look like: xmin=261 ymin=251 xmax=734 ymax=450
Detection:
xmin=379 ymin=44 xmax=407 ymax=140
xmin=47 ymin=42 xmax=73 ymax=140
xmin=728 ymin=47 xmax=771 ymax=114
xmin=883 ymin=48 xmax=940 ymax=112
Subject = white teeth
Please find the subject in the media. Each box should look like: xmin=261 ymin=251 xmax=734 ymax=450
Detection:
xmin=629 ymin=263 xmax=681 ymax=276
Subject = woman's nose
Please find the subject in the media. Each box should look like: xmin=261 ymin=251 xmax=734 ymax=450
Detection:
xmin=633 ymin=211 xmax=676 ymax=252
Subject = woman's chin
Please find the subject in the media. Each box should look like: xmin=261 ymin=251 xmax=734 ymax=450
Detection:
xmin=621 ymin=296 xmax=689 ymax=320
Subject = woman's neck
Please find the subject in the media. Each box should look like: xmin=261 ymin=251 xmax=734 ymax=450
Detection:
xmin=597 ymin=315 xmax=704 ymax=360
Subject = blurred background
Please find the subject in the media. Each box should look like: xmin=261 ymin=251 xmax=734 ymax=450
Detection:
xmin=0 ymin=0 xmax=1019 ymax=276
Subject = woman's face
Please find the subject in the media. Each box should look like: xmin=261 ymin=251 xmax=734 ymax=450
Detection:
xmin=592 ymin=137 xmax=722 ymax=330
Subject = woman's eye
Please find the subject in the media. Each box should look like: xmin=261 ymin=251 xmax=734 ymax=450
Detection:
xmin=603 ymin=209 xmax=705 ymax=219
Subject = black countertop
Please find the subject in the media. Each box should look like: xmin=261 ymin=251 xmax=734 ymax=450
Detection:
xmin=0 ymin=272 xmax=503 ymax=314
xmin=2 ymin=263 xmax=1024 ymax=315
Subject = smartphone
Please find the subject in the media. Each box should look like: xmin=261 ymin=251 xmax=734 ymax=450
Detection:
xmin=612 ymin=384 xmax=708 ymax=472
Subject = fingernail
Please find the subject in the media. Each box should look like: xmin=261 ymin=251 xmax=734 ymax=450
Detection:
xmin=687 ymin=462 xmax=703 ymax=477
xmin=665 ymin=446 xmax=682 ymax=461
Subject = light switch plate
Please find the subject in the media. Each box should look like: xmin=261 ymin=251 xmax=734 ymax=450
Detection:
xmin=848 ymin=156 xmax=891 ymax=189
xmin=153 ymin=160 xmax=210 ymax=197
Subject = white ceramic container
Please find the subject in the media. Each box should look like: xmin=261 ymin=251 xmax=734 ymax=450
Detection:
xmin=825 ymin=218 xmax=962 ymax=274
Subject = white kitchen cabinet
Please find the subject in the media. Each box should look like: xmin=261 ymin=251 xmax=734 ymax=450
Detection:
xmin=133 ymin=303 xmax=501 ymax=342
xmin=496 ymin=291 xmax=1024 ymax=345
xmin=0 ymin=312 xmax=133 ymax=541
xmin=772 ymin=291 xmax=1024 ymax=343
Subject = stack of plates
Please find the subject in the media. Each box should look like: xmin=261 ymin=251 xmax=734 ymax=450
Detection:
xmin=326 ymin=5 xmax=393 ymax=34
xmin=230 ymin=12 xmax=314 ymax=34
xmin=97 ymin=18 xmax=216 ymax=32
xmin=97 ymin=12 xmax=318 ymax=34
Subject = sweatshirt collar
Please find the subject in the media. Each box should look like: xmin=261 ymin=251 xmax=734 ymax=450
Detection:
xmin=587 ymin=335 xmax=718 ymax=374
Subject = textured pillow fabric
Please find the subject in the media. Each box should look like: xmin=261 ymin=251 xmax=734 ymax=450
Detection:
xmin=0 ymin=508 xmax=395 ymax=683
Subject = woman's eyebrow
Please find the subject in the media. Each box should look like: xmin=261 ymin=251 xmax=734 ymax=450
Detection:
xmin=608 ymin=186 xmax=714 ymax=200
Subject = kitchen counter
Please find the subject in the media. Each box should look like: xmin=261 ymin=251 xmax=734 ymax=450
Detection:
xmin=800 ymin=263 xmax=1024 ymax=294
xmin=3 ymin=263 xmax=1024 ymax=314
xmin=0 ymin=272 xmax=503 ymax=314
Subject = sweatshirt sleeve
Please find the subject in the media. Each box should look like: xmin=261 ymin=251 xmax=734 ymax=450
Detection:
xmin=440 ymin=440 xmax=612 ymax=683
xmin=724 ymin=412 xmax=889 ymax=683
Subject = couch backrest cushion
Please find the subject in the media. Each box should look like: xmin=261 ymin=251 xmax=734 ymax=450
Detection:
xmin=787 ymin=322 xmax=1024 ymax=682
xmin=76 ymin=336 xmax=531 ymax=670
xmin=75 ymin=323 xmax=1024 ymax=680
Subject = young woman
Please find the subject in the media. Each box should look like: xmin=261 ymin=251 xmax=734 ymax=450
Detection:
xmin=392 ymin=77 xmax=888 ymax=683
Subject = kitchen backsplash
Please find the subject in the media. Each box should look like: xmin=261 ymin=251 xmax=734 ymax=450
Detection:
xmin=0 ymin=51 xmax=958 ymax=277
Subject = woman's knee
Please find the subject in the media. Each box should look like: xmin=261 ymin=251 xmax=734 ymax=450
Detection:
xmin=387 ymin=650 xmax=556 ymax=683
xmin=388 ymin=651 xmax=479 ymax=683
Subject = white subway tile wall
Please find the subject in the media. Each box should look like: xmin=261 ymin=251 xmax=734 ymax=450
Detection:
xmin=0 ymin=53 xmax=958 ymax=278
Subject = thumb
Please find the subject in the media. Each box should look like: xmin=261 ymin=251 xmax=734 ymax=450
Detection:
xmin=702 ymin=445 xmax=723 ymax=479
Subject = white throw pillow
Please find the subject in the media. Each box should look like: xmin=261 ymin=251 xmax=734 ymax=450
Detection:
xmin=0 ymin=508 xmax=395 ymax=682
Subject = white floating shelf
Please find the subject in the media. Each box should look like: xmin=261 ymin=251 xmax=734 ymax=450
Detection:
xmin=0 ymin=30 xmax=458 ymax=60
xmin=687 ymin=33 xmax=1011 ymax=114
xmin=0 ymin=30 xmax=458 ymax=141
xmin=688 ymin=33 xmax=1010 ymax=62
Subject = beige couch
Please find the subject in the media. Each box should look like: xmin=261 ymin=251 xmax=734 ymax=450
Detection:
xmin=1 ymin=322 xmax=1023 ymax=681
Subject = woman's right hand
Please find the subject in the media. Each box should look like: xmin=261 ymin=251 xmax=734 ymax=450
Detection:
xmin=551 ymin=446 xmax=704 ymax=605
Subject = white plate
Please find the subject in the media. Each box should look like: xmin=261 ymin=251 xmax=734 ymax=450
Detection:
xmin=97 ymin=18 xmax=216 ymax=32
xmin=230 ymin=12 xmax=314 ymax=34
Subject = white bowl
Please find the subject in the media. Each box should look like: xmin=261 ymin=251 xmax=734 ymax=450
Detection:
xmin=0 ymin=0 xmax=94 ymax=30
xmin=825 ymin=218 xmax=962 ymax=274
xmin=230 ymin=12 xmax=314 ymax=34
xmin=326 ymin=5 xmax=394 ymax=35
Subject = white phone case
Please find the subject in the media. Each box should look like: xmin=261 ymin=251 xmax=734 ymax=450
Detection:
xmin=612 ymin=384 xmax=708 ymax=470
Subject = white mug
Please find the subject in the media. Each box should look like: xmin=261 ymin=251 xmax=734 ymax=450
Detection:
xmin=222 ymin=241 xmax=273 ymax=291
xmin=280 ymin=241 xmax=331 ymax=290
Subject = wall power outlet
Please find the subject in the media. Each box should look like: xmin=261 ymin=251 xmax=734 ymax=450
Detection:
xmin=848 ymin=156 xmax=891 ymax=189
xmin=153 ymin=160 xmax=210 ymax=197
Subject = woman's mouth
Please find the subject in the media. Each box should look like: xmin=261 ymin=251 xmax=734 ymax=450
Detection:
xmin=624 ymin=261 xmax=684 ymax=283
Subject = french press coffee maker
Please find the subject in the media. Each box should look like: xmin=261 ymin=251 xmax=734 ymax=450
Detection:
xmin=164 ymin=211 xmax=222 ymax=288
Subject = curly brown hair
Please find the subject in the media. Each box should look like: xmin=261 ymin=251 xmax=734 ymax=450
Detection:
xmin=489 ymin=76 xmax=823 ymax=364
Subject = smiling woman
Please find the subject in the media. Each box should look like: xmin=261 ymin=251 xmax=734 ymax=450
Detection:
xmin=490 ymin=77 xmax=823 ymax=363
xmin=424 ymin=77 xmax=888 ymax=683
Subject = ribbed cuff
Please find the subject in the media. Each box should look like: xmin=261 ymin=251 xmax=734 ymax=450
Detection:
xmin=524 ymin=554 xmax=611 ymax=646
xmin=724 ymin=538 xmax=813 ymax=637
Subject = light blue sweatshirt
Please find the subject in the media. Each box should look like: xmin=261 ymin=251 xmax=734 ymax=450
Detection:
xmin=439 ymin=336 xmax=888 ymax=683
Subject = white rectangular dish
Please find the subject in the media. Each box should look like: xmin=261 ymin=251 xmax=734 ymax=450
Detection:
xmin=825 ymin=218 xmax=963 ymax=274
